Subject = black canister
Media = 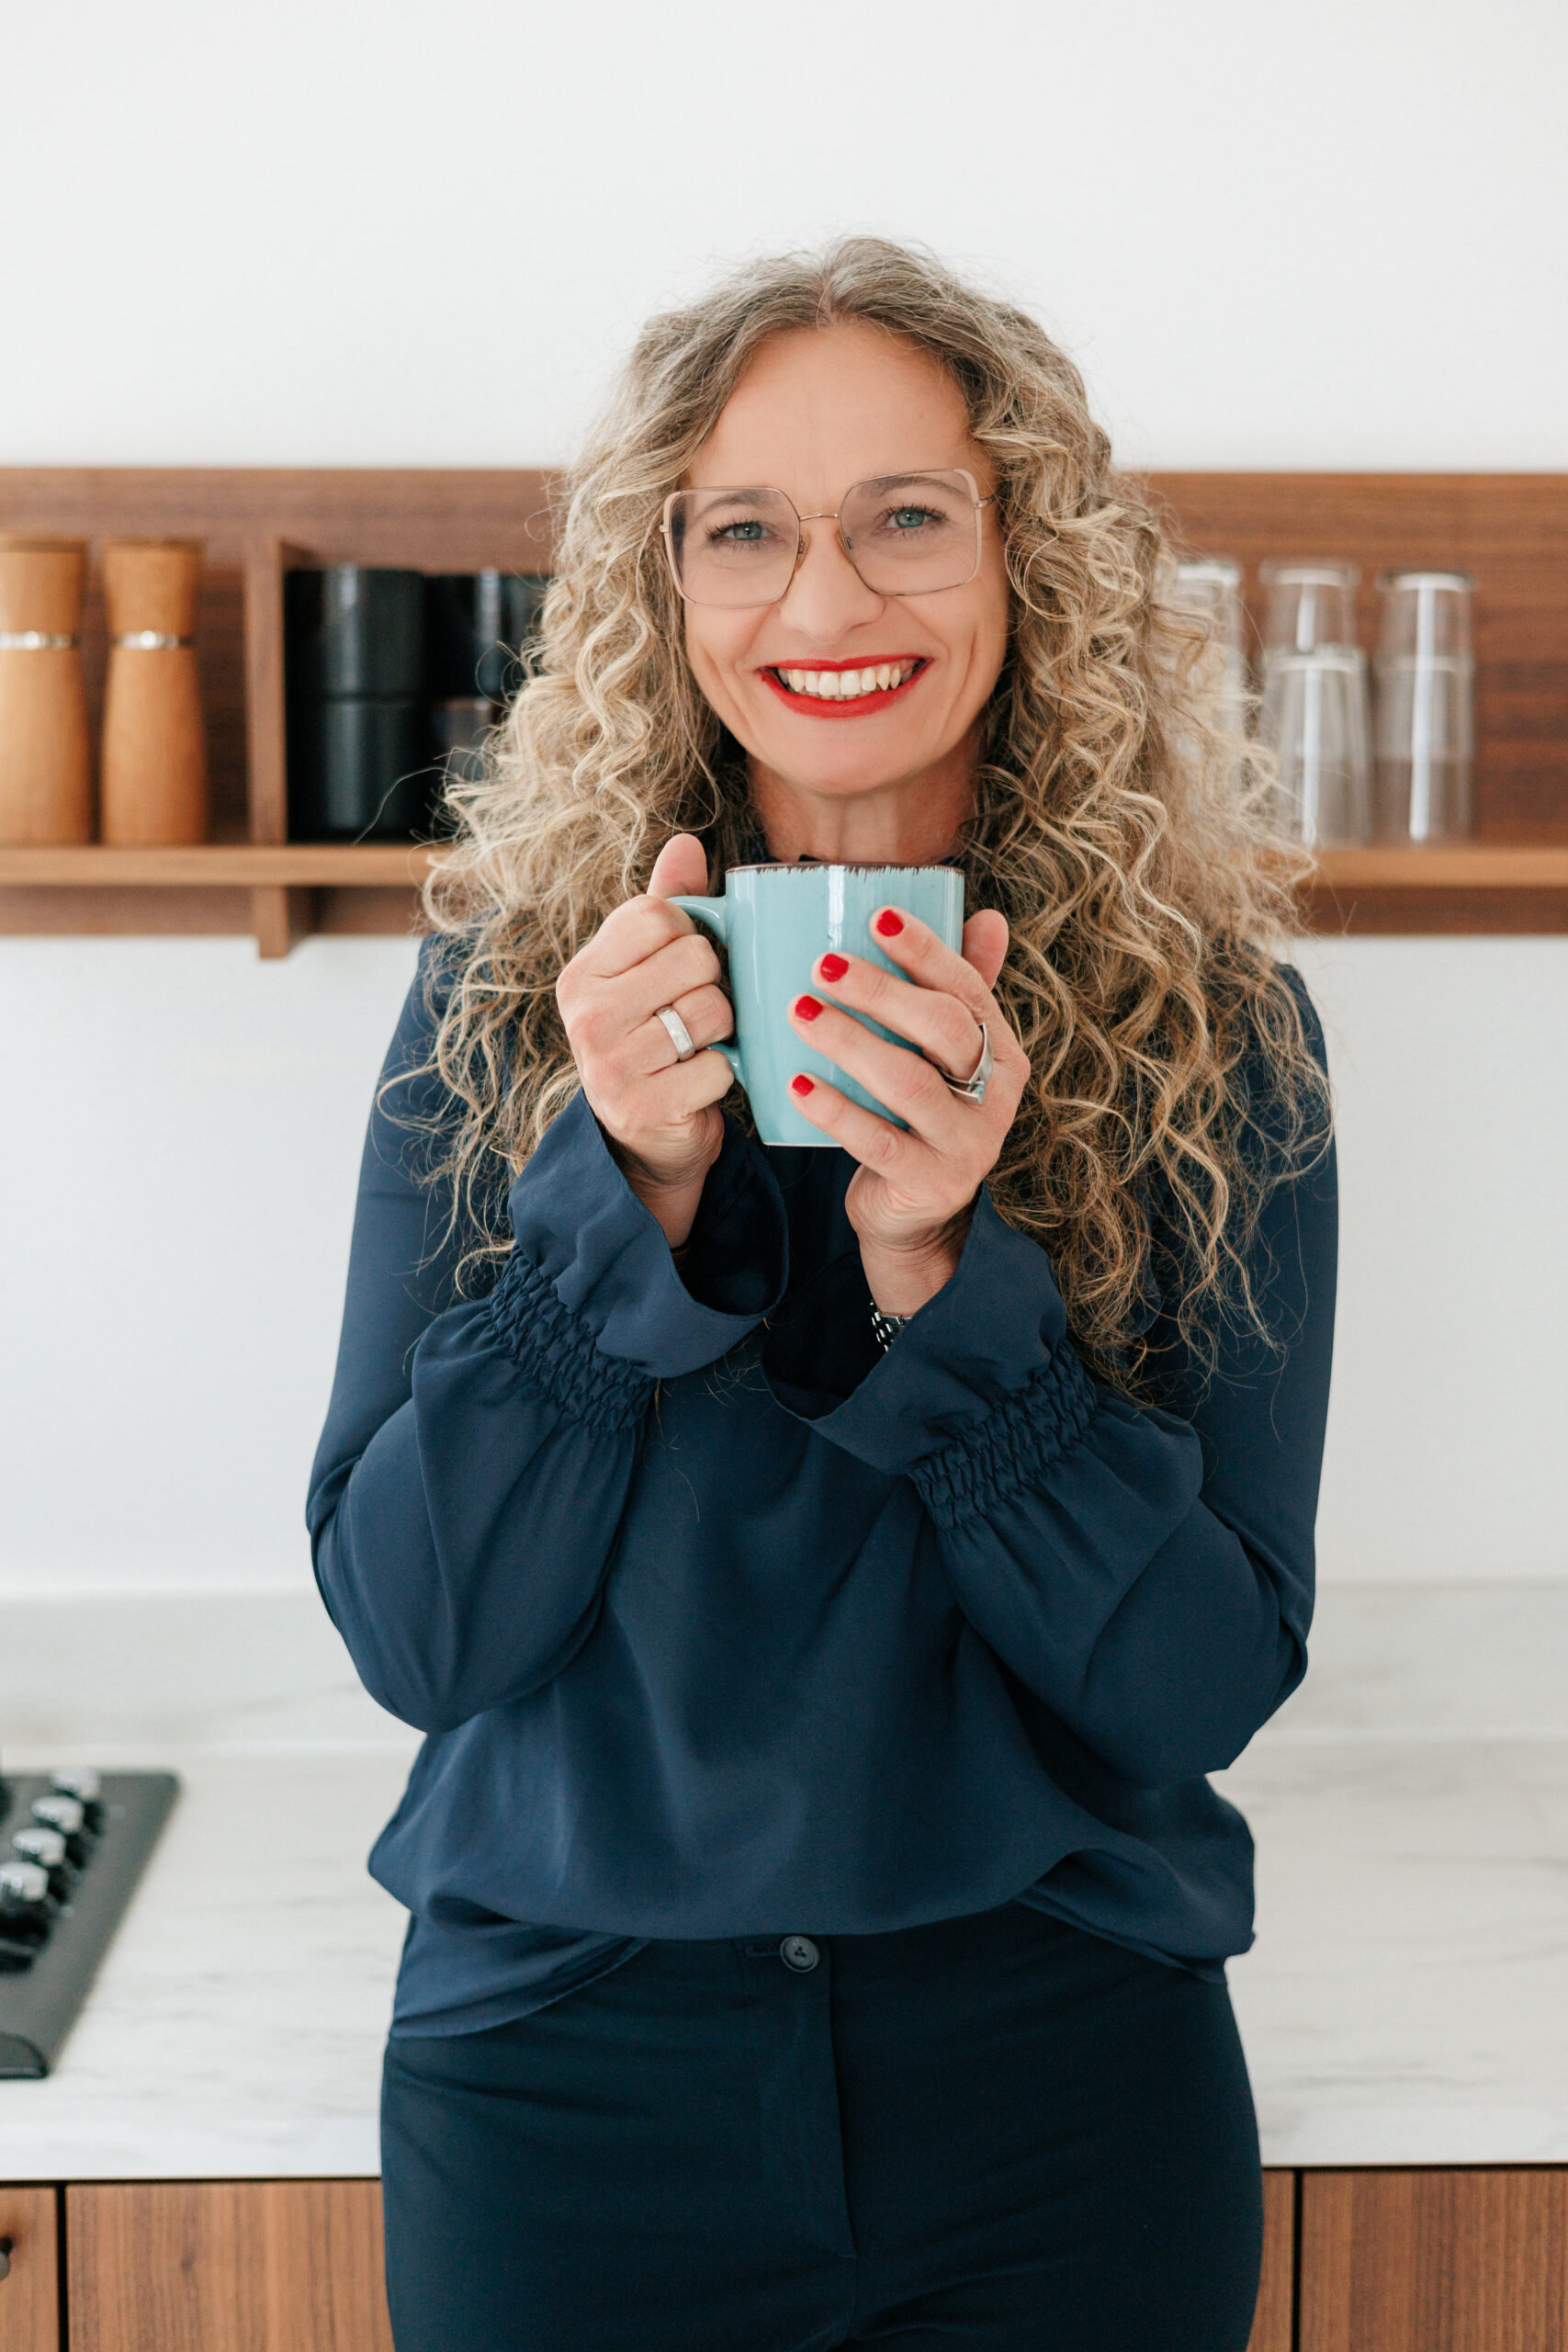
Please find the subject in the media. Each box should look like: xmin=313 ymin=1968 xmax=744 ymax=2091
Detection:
xmin=503 ymin=573 xmax=550 ymax=684
xmin=430 ymin=695 xmax=496 ymax=795
xmin=426 ymin=572 xmax=507 ymax=701
xmin=286 ymin=565 xmax=432 ymax=839
xmin=285 ymin=566 xmax=424 ymax=698
xmin=288 ymin=696 xmax=433 ymax=841
xmin=426 ymin=571 xmax=550 ymax=705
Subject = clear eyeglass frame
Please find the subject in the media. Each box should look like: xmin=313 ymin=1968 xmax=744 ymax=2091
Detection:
xmin=660 ymin=468 xmax=997 ymax=609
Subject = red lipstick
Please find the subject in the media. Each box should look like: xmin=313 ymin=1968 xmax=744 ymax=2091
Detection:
xmin=758 ymin=655 xmax=930 ymax=718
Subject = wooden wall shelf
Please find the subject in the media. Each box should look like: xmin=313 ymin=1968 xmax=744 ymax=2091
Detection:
xmin=0 ymin=843 xmax=435 ymax=886
xmin=3 ymin=466 xmax=1566 ymax=952
xmin=5 ymin=841 xmax=1568 ymax=893
xmin=1303 ymin=842 xmax=1568 ymax=936
xmin=6 ymin=842 xmax=1568 ymax=952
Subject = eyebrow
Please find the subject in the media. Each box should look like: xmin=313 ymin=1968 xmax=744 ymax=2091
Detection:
xmin=859 ymin=471 xmax=953 ymax=493
xmin=685 ymin=485 xmax=777 ymax=507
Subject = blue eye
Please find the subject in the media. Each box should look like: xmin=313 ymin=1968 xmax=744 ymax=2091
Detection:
xmin=711 ymin=519 xmax=769 ymax=544
xmin=889 ymin=505 xmax=934 ymax=530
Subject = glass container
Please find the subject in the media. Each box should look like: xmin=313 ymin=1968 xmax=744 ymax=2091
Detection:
xmin=1257 ymin=558 xmax=1371 ymax=843
xmin=1373 ymin=571 xmax=1473 ymax=842
xmin=1259 ymin=559 xmax=1360 ymax=654
xmin=1172 ymin=557 xmax=1248 ymax=707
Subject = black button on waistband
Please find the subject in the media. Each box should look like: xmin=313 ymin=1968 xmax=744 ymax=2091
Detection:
xmin=779 ymin=1934 xmax=819 ymax=1972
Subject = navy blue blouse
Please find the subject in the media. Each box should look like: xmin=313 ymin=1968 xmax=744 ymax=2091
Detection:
xmin=309 ymin=934 xmax=1336 ymax=2037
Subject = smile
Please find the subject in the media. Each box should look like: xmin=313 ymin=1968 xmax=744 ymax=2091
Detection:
xmin=760 ymin=657 xmax=928 ymax=716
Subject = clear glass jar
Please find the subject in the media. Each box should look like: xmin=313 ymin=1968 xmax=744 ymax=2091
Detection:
xmin=1257 ymin=560 xmax=1371 ymax=843
xmin=1373 ymin=571 xmax=1473 ymax=842
xmin=1259 ymin=559 xmax=1360 ymax=654
xmin=1259 ymin=649 xmax=1372 ymax=845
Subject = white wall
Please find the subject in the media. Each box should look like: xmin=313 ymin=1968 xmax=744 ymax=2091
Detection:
xmin=3 ymin=0 xmax=1564 ymax=1596
xmin=0 ymin=938 xmax=419 ymax=1595
xmin=1298 ymin=940 xmax=1568 ymax=1585
xmin=4 ymin=0 xmax=1566 ymax=471
xmin=3 ymin=934 xmax=1563 ymax=1595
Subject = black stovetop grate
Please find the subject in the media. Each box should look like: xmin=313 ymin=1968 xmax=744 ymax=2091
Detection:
xmin=0 ymin=1771 xmax=179 ymax=2078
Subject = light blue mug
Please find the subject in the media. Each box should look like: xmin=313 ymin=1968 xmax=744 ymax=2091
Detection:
xmin=671 ymin=862 xmax=965 ymax=1146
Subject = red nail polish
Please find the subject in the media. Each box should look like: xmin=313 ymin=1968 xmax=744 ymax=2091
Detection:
xmin=791 ymin=1074 xmax=815 ymax=1096
xmin=874 ymin=910 xmax=903 ymax=937
xmin=818 ymin=953 xmax=849 ymax=982
xmin=794 ymin=993 xmax=823 ymax=1021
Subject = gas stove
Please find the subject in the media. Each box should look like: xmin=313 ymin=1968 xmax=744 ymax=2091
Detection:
xmin=0 ymin=1766 xmax=178 ymax=2077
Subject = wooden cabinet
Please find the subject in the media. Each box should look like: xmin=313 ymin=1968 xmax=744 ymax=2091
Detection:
xmin=0 ymin=2164 xmax=1560 ymax=2346
xmin=0 ymin=2189 xmax=59 ymax=2352
xmin=0 ymin=2165 xmax=1295 ymax=2349
xmin=1300 ymin=2168 xmax=1568 ymax=2352
xmin=64 ymin=2182 xmax=392 ymax=2352
xmin=1249 ymin=2168 xmax=1296 ymax=2352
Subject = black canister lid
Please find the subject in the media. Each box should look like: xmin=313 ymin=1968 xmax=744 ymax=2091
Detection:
xmin=286 ymin=566 xmax=425 ymax=699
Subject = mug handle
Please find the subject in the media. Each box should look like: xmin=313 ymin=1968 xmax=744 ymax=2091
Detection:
xmin=668 ymin=893 xmax=728 ymax=941
xmin=668 ymin=896 xmax=744 ymax=1088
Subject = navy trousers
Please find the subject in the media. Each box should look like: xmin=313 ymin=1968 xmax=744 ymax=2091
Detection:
xmin=379 ymin=1898 xmax=1262 ymax=2351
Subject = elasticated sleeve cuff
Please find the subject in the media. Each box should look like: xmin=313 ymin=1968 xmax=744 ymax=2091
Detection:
xmin=500 ymin=1092 xmax=789 ymax=1383
xmin=762 ymin=1182 xmax=1099 ymax=1513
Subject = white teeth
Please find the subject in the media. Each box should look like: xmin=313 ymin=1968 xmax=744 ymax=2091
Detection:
xmin=776 ymin=662 xmax=917 ymax=699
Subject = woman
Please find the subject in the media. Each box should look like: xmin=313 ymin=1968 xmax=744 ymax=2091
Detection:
xmin=310 ymin=235 xmax=1336 ymax=2352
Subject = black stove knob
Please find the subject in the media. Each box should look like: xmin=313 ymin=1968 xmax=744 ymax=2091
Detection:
xmin=12 ymin=1825 xmax=77 ymax=1903
xmin=0 ymin=1858 xmax=57 ymax=1950
xmin=49 ymin=1769 xmax=105 ymax=1833
xmin=31 ymin=1795 xmax=91 ymax=1869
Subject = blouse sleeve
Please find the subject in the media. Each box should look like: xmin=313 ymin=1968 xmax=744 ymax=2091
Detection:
xmin=307 ymin=938 xmax=788 ymax=1735
xmin=761 ymin=975 xmax=1337 ymax=1789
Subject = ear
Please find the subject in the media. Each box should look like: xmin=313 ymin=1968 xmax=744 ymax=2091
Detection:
xmin=647 ymin=832 xmax=710 ymax=899
xmin=961 ymin=908 xmax=1009 ymax=991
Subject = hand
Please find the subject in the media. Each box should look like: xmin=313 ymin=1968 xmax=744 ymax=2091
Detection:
xmin=554 ymin=833 xmax=736 ymax=1247
xmin=783 ymin=902 xmax=1029 ymax=1315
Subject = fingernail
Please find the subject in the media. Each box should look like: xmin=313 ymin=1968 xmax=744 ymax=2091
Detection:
xmin=791 ymin=1074 xmax=815 ymax=1096
xmin=818 ymin=953 xmax=849 ymax=982
xmin=874 ymin=910 xmax=903 ymax=937
xmin=794 ymin=993 xmax=823 ymax=1021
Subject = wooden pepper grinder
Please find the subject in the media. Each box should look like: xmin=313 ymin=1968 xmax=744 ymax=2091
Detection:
xmin=100 ymin=538 xmax=209 ymax=844
xmin=0 ymin=537 xmax=92 ymax=843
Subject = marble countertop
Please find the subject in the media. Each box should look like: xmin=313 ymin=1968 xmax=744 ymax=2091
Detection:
xmin=1 ymin=1747 xmax=409 ymax=2181
xmin=3 ymin=1587 xmax=1565 ymax=2178
xmin=1217 ymin=1735 xmax=1568 ymax=2165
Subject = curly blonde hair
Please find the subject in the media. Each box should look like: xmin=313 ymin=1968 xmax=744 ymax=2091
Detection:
xmin=403 ymin=234 xmax=1330 ymax=1389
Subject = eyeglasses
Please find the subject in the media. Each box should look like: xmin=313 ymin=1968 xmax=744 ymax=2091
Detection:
xmin=661 ymin=468 xmax=996 ymax=609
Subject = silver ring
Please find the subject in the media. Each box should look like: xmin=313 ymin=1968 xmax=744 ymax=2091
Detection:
xmin=655 ymin=1005 xmax=696 ymax=1063
xmin=112 ymin=630 xmax=192 ymax=650
xmin=0 ymin=631 xmax=77 ymax=651
xmin=942 ymin=1021 xmax=993 ymax=1103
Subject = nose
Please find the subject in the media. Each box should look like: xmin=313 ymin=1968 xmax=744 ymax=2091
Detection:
xmin=775 ymin=514 xmax=886 ymax=641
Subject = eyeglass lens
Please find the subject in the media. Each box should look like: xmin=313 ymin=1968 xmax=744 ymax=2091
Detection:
xmin=666 ymin=471 xmax=982 ymax=607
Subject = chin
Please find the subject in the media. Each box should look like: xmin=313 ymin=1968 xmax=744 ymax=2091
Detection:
xmin=752 ymin=728 xmax=943 ymax=798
